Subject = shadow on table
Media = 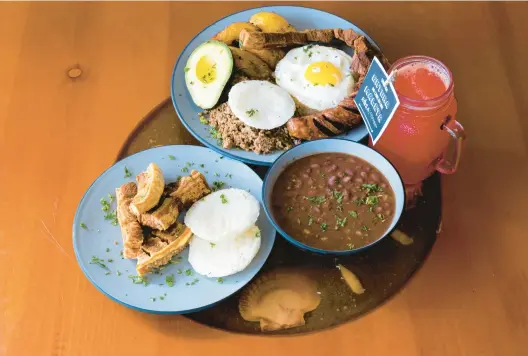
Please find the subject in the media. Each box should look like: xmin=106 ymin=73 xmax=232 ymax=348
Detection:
xmin=131 ymin=312 xmax=229 ymax=339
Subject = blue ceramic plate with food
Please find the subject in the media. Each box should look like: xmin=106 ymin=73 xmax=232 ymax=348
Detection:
xmin=171 ymin=5 xmax=382 ymax=166
xmin=73 ymin=145 xmax=275 ymax=314
xmin=262 ymin=139 xmax=405 ymax=255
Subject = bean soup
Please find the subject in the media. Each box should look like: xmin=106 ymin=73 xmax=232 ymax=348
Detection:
xmin=271 ymin=153 xmax=396 ymax=251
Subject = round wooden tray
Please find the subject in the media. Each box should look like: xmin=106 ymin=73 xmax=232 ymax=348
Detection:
xmin=116 ymin=98 xmax=441 ymax=335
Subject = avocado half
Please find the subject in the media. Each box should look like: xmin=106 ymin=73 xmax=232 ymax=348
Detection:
xmin=184 ymin=40 xmax=233 ymax=109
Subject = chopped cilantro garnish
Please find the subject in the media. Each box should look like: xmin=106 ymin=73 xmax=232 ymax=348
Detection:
xmin=287 ymin=206 xmax=294 ymax=212
xmin=217 ymin=277 xmax=224 ymax=284
xmin=333 ymin=191 xmax=344 ymax=204
xmin=200 ymin=164 xmax=205 ymax=168
xmin=362 ymin=225 xmax=369 ymax=232
xmin=117 ymin=270 xmax=122 ymax=276
xmin=245 ymin=108 xmax=258 ymax=117
xmin=304 ymin=196 xmax=326 ymax=204
xmin=210 ymin=242 xmax=216 ymax=248
xmin=225 ymin=173 xmax=232 ymax=179
xmin=184 ymin=269 xmax=193 ymax=276
xmin=347 ymin=243 xmax=355 ymax=249
xmin=184 ymin=67 xmax=190 ymax=72
xmin=214 ymin=172 xmax=220 ymax=177
xmin=365 ymin=196 xmax=379 ymax=206
xmin=308 ymin=216 xmax=314 ymax=226
xmin=106 ymin=247 xmax=110 ymax=252
xmin=212 ymin=181 xmax=225 ymax=191
xmin=80 ymin=222 xmax=88 ymax=229
xmin=105 ymin=271 xmax=110 ymax=275
xmin=107 ymin=259 xmax=113 ymax=263
xmin=220 ymin=194 xmax=228 ymax=204
xmin=335 ymin=216 xmax=347 ymax=229
xmin=150 ymin=297 xmax=156 ymax=302
xmin=90 ymin=256 xmax=108 ymax=269
xmin=128 ymin=275 xmax=149 ymax=286
xmin=108 ymin=193 xmax=114 ymax=204
xmin=160 ymin=296 xmax=165 ymax=300
xmin=177 ymin=269 xmax=183 ymax=275
xmin=168 ymin=155 xmax=176 ymax=160
xmin=349 ymin=211 xmax=359 ymax=218
xmin=255 ymin=230 xmax=261 ymax=238
xmin=320 ymin=223 xmax=328 ymax=232
xmin=166 ymin=274 xmax=175 ymax=287
xmin=199 ymin=114 xmax=209 ymax=125
xmin=181 ymin=167 xmax=189 ymax=173
xmin=124 ymin=167 xmax=132 ymax=178
xmin=362 ymin=183 xmax=383 ymax=193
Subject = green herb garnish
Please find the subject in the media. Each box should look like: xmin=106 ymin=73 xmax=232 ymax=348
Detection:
xmin=365 ymin=196 xmax=379 ymax=206
xmin=117 ymin=270 xmax=122 ymax=276
xmin=225 ymin=173 xmax=232 ymax=179
xmin=335 ymin=216 xmax=347 ymax=229
xmin=361 ymin=183 xmax=383 ymax=194
xmin=166 ymin=274 xmax=175 ymax=287
xmin=217 ymin=277 xmax=224 ymax=284
xmin=304 ymin=195 xmax=326 ymax=204
xmin=220 ymin=194 xmax=228 ymax=204
xmin=347 ymin=243 xmax=355 ymax=249
xmin=128 ymin=275 xmax=149 ymax=286
xmin=333 ymin=191 xmax=344 ymax=204
xmin=150 ymin=297 xmax=156 ymax=302
xmin=362 ymin=225 xmax=369 ymax=232
xmin=124 ymin=167 xmax=132 ymax=178
xmin=106 ymin=247 xmax=110 ymax=252
xmin=80 ymin=222 xmax=88 ymax=229
xmin=108 ymin=193 xmax=114 ymax=204
xmin=184 ymin=269 xmax=193 ymax=276
xmin=105 ymin=271 xmax=111 ymax=275
xmin=349 ymin=211 xmax=359 ymax=218
xmin=320 ymin=223 xmax=328 ymax=232
xmin=181 ymin=167 xmax=189 ymax=173
xmin=255 ymin=230 xmax=261 ymax=238
xmin=168 ymin=155 xmax=176 ymax=160
xmin=287 ymin=206 xmax=294 ymax=212
xmin=90 ymin=256 xmax=108 ymax=269
xmin=210 ymin=242 xmax=216 ymax=248
xmin=245 ymin=108 xmax=258 ymax=117
xmin=184 ymin=67 xmax=190 ymax=72
xmin=212 ymin=181 xmax=225 ymax=191
xmin=308 ymin=216 xmax=314 ymax=226
xmin=200 ymin=164 xmax=205 ymax=168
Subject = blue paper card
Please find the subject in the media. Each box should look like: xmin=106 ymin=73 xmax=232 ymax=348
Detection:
xmin=354 ymin=56 xmax=400 ymax=145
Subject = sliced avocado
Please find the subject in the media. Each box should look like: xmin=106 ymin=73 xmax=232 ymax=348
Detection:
xmin=184 ymin=41 xmax=233 ymax=109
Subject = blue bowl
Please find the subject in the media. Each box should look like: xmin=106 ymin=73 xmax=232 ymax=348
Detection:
xmin=262 ymin=139 xmax=405 ymax=255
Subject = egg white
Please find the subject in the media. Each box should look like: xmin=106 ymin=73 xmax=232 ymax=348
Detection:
xmin=275 ymin=45 xmax=355 ymax=112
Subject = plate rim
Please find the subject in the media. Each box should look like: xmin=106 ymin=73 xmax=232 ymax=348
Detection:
xmin=170 ymin=4 xmax=383 ymax=166
xmin=72 ymin=144 xmax=276 ymax=314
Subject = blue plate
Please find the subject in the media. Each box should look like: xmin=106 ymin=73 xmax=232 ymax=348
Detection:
xmin=171 ymin=5 xmax=382 ymax=166
xmin=262 ymin=138 xmax=405 ymax=255
xmin=73 ymin=145 xmax=276 ymax=314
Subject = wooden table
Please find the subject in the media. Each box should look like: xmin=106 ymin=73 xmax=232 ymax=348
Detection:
xmin=1 ymin=2 xmax=527 ymax=355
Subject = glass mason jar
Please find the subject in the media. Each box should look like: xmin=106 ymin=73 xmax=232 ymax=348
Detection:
xmin=369 ymin=56 xmax=466 ymax=185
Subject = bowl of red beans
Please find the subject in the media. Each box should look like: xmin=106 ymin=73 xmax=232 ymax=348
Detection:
xmin=262 ymin=139 xmax=405 ymax=255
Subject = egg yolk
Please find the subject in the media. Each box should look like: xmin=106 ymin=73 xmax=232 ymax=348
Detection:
xmin=196 ymin=56 xmax=217 ymax=84
xmin=304 ymin=61 xmax=342 ymax=86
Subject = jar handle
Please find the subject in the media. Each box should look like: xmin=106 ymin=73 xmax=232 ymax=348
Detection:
xmin=435 ymin=115 xmax=466 ymax=174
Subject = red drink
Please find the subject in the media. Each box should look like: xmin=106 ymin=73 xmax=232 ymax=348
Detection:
xmin=370 ymin=56 xmax=465 ymax=185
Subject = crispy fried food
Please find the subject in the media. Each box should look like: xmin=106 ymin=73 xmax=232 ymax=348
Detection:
xmin=116 ymin=182 xmax=144 ymax=259
xmin=249 ymin=12 xmax=295 ymax=32
xmin=212 ymin=22 xmax=260 ymax=45
xmin=228 ymin=46 xmax=273 ymax=80
xmin=239 ymin=28 xmax=310 ymax=49
xmin=170 ymin=170 xmax=211 ymax=208
xmin=244 ymin=48 xmax=285 ymax=69
xmin=136 ymin=224 xmax=193 ymax=276
xmin=139 ymin=197 xmax=180 ymax=231
xmin=129 ymin=163 xmax=165 ymax=215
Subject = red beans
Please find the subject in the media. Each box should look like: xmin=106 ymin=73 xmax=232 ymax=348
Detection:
xmin=302 ymin=173 xmax=309 ymax=179
xmin=328 ymin=176 xmax=337 ymax=186
xmin=342 ymin=176 xmax=352 ymax=183
xmin=311 ymin=206 xmax=320 ymax=214
xmin=354 ymin=177 xmax=364 ymax=184
xmin=370 ymin=172 xmax=380 ymax=181
xmin=374 ymin=206 xmax=383 ymax=213
xmin=345 ymin=168 xmax=355 ymax=176
xmin=307 ymin=178 xmax=315 ymax=186
xmin=325 ymin=164 xmax=337 ymax=173
xmin=337 ymin=171 xmax=345 ymax=178
xmin=360 ymin=171 xmax=368 ymax=179
xmin=310 ymin=163 xmax=321 ymax=169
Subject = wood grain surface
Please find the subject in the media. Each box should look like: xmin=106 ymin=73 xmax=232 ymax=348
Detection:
xmin=1 ymin=2 xmax=527 ymax=356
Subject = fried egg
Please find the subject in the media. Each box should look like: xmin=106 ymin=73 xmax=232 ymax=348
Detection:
xmin=184 ymin=188 xmax=260 ymax=242
xmin=275 ymin=45 xmax=355 ymax=111
xmin=188 ymin=225 xmax=261 ymax=278
xmin=227 ymin=80 xmax=296 ymax=130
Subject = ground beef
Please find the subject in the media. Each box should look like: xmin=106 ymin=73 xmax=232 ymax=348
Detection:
xmin=208 ymin=103 xmax=293 ymax=155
